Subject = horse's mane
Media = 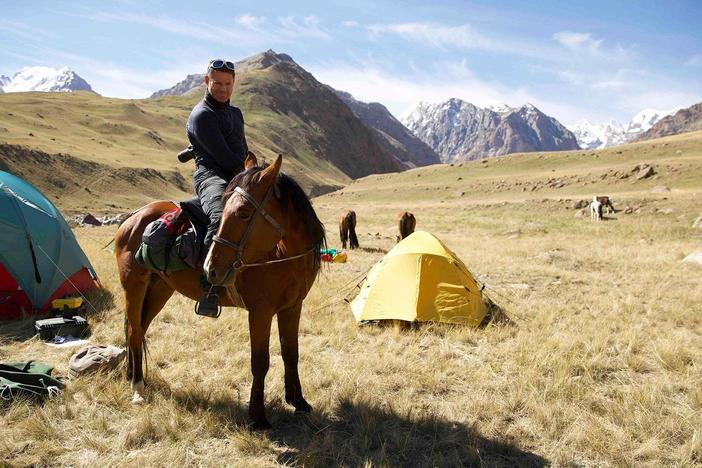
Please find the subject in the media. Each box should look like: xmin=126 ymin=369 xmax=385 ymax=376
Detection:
xmin=224 ymin=166 xmax=326 ymax=273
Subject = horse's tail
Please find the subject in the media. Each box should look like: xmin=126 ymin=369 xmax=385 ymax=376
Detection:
xmin=124 ymin=316 xmax=130 ymax=380
xmin=348 ymin=212 xmax=359 ymax=249
xmin=103 ymin=206 xmax=148 ymax=251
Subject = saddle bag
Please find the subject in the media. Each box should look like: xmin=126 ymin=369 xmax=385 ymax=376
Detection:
xmin=134 ymin=206 xmax=200 ymax=272
xmin=0 ymin=361 xmax=65 ymax=400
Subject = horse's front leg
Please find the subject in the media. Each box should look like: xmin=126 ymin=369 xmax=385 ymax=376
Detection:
xmin=248 ymin=309 xmax=274 ymax=429
xmin=278 ymin=303 xmax=312 ymax=414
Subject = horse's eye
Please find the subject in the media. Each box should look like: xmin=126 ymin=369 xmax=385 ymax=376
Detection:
xmin=236 ymin=208 xmax=253 ymax=220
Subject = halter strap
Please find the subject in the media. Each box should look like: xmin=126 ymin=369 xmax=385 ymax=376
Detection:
xmin=211 ymin=182 xmax=291 ymax=278
xmin=234 ymin=186 xmax=285 ymax=236
xmin=211 ymin=234 xmax=239 ymax=251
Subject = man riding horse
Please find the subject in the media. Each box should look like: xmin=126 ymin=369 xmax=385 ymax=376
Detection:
xmin=183 ymin=58 xmax=248 ymax=317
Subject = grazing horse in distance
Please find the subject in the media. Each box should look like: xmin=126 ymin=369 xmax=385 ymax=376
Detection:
xmin=590 ymin=196 xmax=603 ymax=221
xmin=339 ymin=210 xmax=359 ymax=249
xmin=595 ymin=196 xmax=615 ymax=214
xmin=115 ymin=153 xmax=325 ymax=429
xmin=397 ymin=211 xmax=416 ymax=242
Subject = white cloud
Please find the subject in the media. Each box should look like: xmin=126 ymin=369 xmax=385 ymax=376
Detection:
xmin=80 ymin=12 xmax=252 ymax=42
xmin=557 ymin=70 xmax=584 ymax=85
xmin=69 ymin=11 xmax=330 ymax=45
xmin=308 ymin=58 xmax=581 ymax=122
xmin=364 ymin=21 xmax=573 ymax=63
xmin=552 ymin=30 xmax=633 ymax=63
xmin=235 ymin=14 xmax=266 ymax=29
xmin=87 ymin=61 xmax=203 ymax=98
xmin=0 ymin=19 xmax=56 ymax=41
xmin=618 ymin=89 xmax=702 ymax=114
xmin=342 ymin=20 xmax=359 ymax=28
xmin=553 ymin=31 xmax=602 ymax=51
xmin=367 ymin=22 xmax=493 ymax=51
xmin=277 ymin=15 xmax=330 ymax=40
xmin=590 ymin=80 xmax=628 ymax=90
xmin=685 ymin=54 xmax=702 ymax=67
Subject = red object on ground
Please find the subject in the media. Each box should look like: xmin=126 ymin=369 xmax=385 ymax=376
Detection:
xmin=0 ymin=264 xmax=99 ymax=320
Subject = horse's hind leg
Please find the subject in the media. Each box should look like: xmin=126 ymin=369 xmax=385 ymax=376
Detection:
xmin=277 ymin=303 xmax=312 ymax=414
xmin=124 ymin=273 xmax=174 ymax=404
xmin=122 ymin=270 xmax=150 ymax=403
xmin=340 ymin=223 xmax=347 ymax=249
xmin=132 ymin=275 xmax=175 ymax=403
xmin=141 ymin=275 xmax=174 ymax=332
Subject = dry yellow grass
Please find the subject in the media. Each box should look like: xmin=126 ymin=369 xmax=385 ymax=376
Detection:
xmin=2 ymin=133 xmax=702 ymax=466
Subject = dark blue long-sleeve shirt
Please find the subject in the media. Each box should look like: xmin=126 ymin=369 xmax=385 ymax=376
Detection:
xmin=186 ymin=92 xmax=248 ymax=179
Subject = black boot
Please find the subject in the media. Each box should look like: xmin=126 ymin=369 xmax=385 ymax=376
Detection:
xmin=196 ymin=274 xmax=222 ymax=318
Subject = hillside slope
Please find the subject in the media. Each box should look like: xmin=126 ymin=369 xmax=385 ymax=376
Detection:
xmin=0 ymin=51 xmax=413 ymax=208
xmin=319 ymin=130 xmax=702 ymax=208
xmin=330 ymin=88 xmax=441 ymax=168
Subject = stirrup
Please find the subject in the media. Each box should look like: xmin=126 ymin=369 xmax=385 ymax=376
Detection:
xmin=195 ymin=286 xmax=222 ymax=318
xmin=195 ymin=300 xmax=222 ymax=318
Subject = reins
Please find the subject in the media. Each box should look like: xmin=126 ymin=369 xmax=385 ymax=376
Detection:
xmin=236 ymin=248 xmax=316 ymax=269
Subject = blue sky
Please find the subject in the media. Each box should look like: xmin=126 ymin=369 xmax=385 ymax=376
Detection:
xmin=1 ymin=0 xmax=701 ymax=125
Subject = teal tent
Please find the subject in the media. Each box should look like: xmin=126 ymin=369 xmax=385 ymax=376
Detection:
xmin=0 ymin=171 xmax=100 ymax=319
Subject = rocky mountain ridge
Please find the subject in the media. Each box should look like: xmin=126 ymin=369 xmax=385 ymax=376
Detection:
xmin=402 ymin=99 xmax=579 ymax=162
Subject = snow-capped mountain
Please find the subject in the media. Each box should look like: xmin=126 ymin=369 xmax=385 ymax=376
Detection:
xmin=0 ymin=66 xmax=94 ymax=93
xmin=569 ymin=108 xmax=681 ymax=149
xmin=625 ymin=108 xmax=681 ymax=138
xmin=0 ymin=75 xmax=10 ymax=92
xmin=636 ymin=101 xmax=702 ymax=141
xmin=568 ymin=120 xmax=628 ymax=150
xmin=402 ymin=99 xmax=579 ymax=163
xmin=485 ymin=103 xmax=514 ymax=113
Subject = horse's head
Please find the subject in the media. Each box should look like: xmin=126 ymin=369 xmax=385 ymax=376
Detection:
xmin=204 ymin=152 xmax=285 ymax=286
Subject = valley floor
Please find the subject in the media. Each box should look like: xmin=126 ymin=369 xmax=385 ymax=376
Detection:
xmin=2 ymin=133 xmax=702 ymax=466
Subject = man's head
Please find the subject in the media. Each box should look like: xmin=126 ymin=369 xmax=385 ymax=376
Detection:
xmin=204 ymin=59 xmax=235 ymax=103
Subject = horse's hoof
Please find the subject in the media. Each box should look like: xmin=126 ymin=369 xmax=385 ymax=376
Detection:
xmin=131 ymin=381 xmax=145 ymax=404
xmin=293 ymin=400 xmax=313 ymax=414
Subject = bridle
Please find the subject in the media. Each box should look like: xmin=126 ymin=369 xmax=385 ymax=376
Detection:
xmin=212 ymin=184 xmax=284 ymax=270
xmin=211 ymin=184 xmax=314 ymax=282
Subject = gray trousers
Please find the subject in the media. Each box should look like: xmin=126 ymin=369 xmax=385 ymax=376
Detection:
xmin=193 ymin=167 xmax=229 ymax=286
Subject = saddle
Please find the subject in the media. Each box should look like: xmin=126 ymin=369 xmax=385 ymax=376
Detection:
xmin=134 ymin=198 xmax=210 ymax=272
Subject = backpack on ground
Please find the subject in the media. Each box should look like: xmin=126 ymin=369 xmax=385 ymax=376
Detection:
xmin=0 ymin=361 xmax=65 ymax=401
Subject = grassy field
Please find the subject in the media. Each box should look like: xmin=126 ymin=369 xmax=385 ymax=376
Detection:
xmin=1 ymin=132 xmax=702 ymax=466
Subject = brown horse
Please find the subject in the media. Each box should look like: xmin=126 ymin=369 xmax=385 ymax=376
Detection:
xmin=339 ymin=210 xmax=359 ymax=249
xmin=115 ymin=154 xmax=325 ymax=429
xmin=595 ymin=195 xmax=615 ymax=214
xmin=397 ymin=211 xmax=416 ymax=242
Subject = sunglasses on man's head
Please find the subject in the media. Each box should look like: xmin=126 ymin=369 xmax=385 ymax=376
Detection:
xmin=209 ymin=59 xmax=235 ymax=72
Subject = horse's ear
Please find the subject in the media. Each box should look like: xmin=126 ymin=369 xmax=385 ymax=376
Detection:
xmin=245 ymin=151 xmax=258 ymax=170
xmin=259 ymin=154 xmax=282 ymax=184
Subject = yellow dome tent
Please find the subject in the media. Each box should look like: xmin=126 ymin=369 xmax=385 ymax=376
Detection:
xmin=350 ymin=231 xmax=487 ymax=326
